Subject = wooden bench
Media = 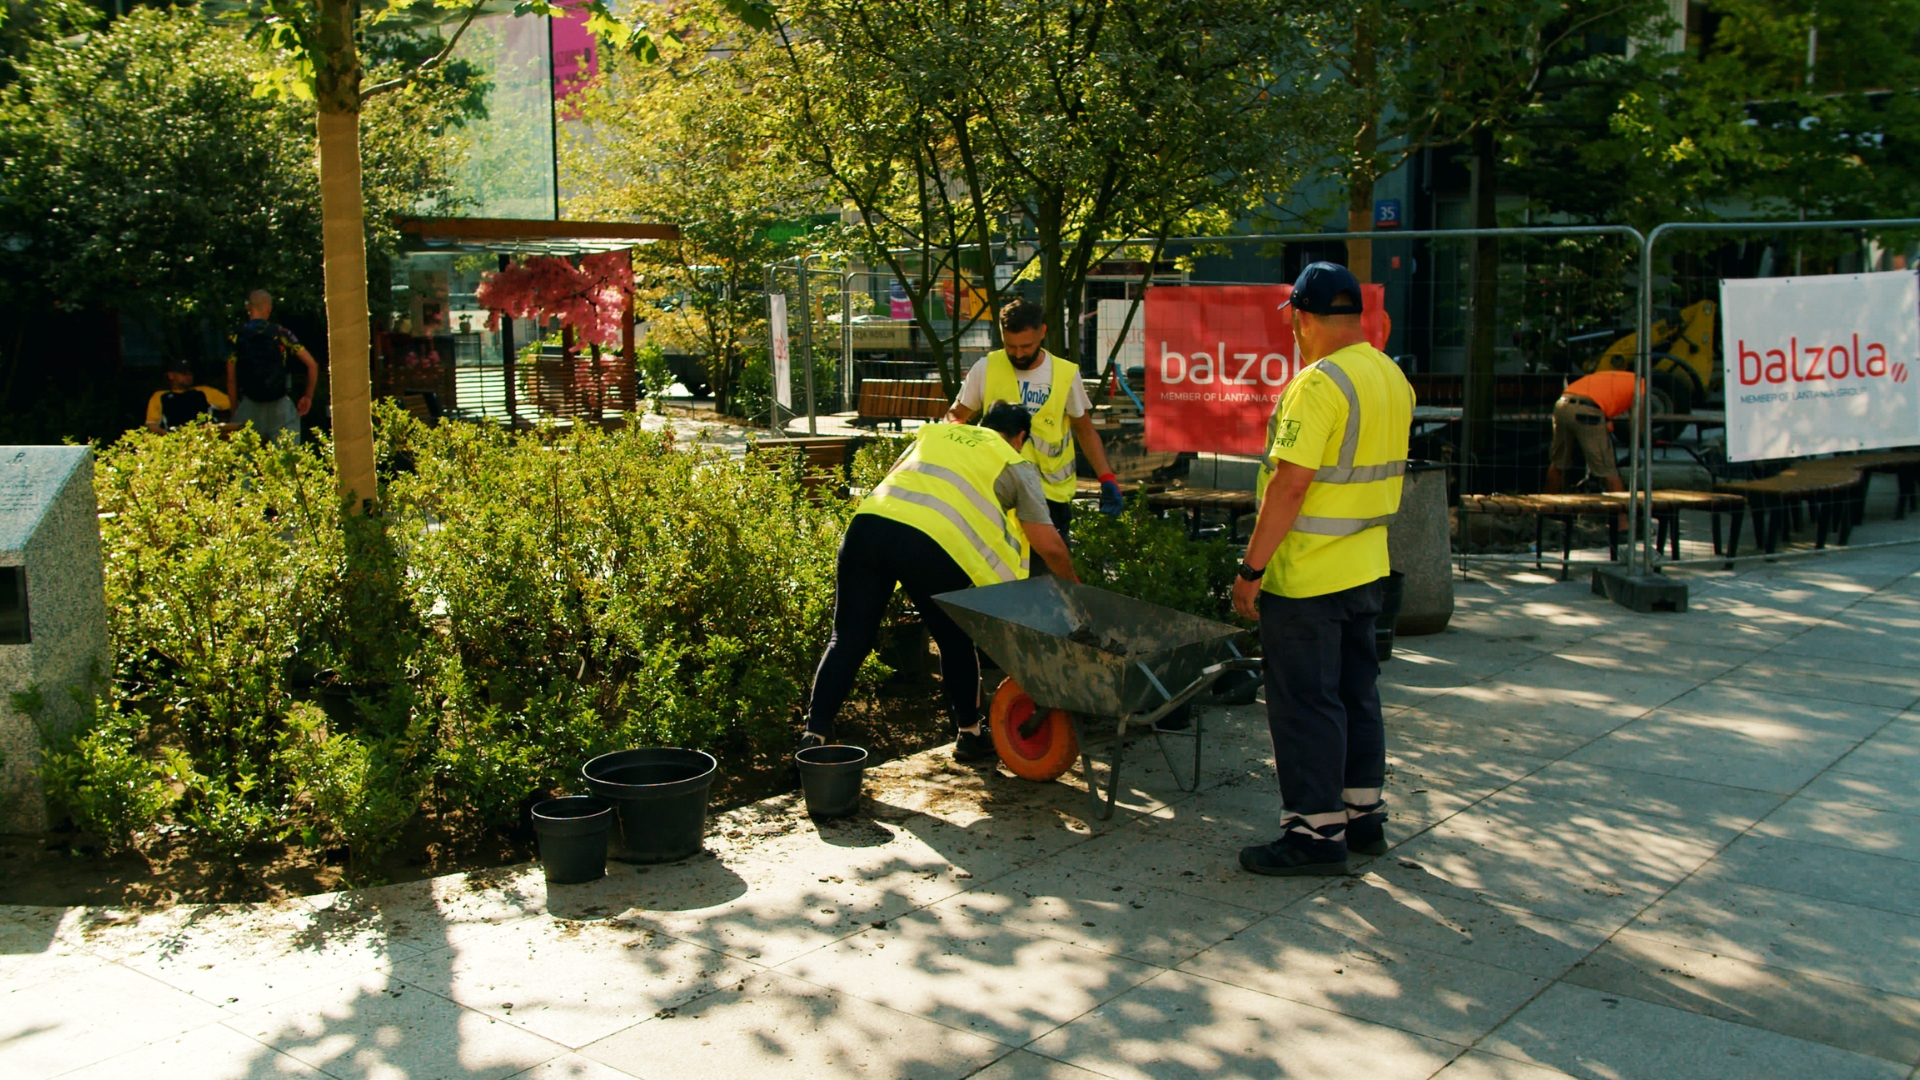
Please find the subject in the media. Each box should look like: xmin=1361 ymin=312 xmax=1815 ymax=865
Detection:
xmin=1460 ymin=490 xmax=1746 ymax=578
xmin=854 ymin=379 xmax=948 ymax=430
xmin=748 ymin=435 xmax=873 ymax=497
xmin=1716 ymin=460 xmax=1871 ymax=555
xmin=1150 ymin=487 xmax=1260 ymax=538
xmin=1838 ymin=451 xmax=1920 ymax=520
xmin=391 ymin=391 xmax=441 ymax=424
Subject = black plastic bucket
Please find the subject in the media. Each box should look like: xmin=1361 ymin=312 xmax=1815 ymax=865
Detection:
xmin=582 ymin=748 xmax=718 ymax=864
xmin=530 ymin=796 xmax=614 ymax=884
xmin=1376 ymin=570 xmax=1407 ymax=662
xmin=795 ymin=744 xmax=869 ymax=817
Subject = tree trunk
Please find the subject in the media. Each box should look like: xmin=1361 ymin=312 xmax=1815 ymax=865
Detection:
xmin=1345 ymin=9 xmax=1379 ymax=283
xmin=315 ymin=0 xmax=376 ymax=511
xmin=1346 ymin=176 xmax=1375 ymax=285
xmin=1463 ymin=126 xmax=1500 ymax=494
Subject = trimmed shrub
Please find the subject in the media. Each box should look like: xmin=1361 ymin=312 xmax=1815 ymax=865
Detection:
xmin=1070 ymin=496 xmax=1240 ymax=621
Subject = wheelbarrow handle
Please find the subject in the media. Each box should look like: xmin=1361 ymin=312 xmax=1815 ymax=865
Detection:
xmin=1134 ymin=655 xmax=1264 ymax=727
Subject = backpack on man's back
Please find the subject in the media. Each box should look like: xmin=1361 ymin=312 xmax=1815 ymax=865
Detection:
xmin=234 ymin=322 xmax=289 ymax=402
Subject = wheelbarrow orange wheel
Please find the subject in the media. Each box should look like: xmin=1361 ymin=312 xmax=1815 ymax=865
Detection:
xmin=989 ymin=678 xmax=1079 ymax=782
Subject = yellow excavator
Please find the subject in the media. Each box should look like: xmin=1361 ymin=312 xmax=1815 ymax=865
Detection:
xmin=1581 ymin=298 xmax=1718 ymax=417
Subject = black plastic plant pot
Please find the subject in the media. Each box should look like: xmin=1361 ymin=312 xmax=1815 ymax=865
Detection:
xmin=794 ymin=744 xmax=869 ymax=818
xmin=581 ymin=748 xmax=718 ymax=864
xmin=531 ymin=796 xmax=614 ymax=885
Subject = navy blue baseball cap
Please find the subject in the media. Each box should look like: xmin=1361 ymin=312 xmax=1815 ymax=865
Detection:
xmin=1280 ymin=261 xmax=1364 ymax=315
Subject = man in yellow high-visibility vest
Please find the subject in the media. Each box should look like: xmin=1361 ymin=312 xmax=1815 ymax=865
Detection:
xmin=946 ymin=299 xmax=1125 ymax=559
xmin=804 ymin=404 xmax=1078 ymax=762
xmin=1230 ymin=263 xmax=1414 ymax=877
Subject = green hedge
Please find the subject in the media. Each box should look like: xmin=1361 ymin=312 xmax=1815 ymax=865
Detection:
xmin=40 ymin=412 xmax=1228 ymax=875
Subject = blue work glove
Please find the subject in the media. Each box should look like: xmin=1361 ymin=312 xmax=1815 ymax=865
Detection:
xmin=1098 ymin=476 xmax=1125 ymax=516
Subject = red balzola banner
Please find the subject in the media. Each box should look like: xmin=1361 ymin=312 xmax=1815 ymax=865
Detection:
xmin=1143 ymin=285 xmax=1388 ymax=454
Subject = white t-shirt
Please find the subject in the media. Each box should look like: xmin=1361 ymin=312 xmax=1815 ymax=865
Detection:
xmin=954 ymin=352 xmax=1091 ymax=419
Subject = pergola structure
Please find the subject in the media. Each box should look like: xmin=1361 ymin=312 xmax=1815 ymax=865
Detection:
xmin=393 ymin=217 xmax=681 ymax=427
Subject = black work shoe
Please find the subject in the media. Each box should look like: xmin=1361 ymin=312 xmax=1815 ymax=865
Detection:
xmin=1239 ymin=831 xmax=1349 ymax=878
xmin=953 ymin=728 xmax=997 ymax=763
xmin=1345 ymin=807 xmax=1389 ymax=858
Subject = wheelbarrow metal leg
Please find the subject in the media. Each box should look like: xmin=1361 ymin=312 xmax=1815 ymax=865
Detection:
xmin=1150 ymin=706 xmax=1204 ymax=793
xmin=1072 ymin=715 xmax=1131 ymax=822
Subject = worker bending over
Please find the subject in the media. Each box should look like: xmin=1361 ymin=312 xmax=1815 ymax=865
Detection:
xmin=1546 ymin=369 xmax=1642 ymax=495
xmin=947 ymin=299 xmax=1125 ymax=554
xmin=1232 ymin=262 xmax=1414 ymax=877
xmin=804 ymin=404 xmax=1077 ymax=762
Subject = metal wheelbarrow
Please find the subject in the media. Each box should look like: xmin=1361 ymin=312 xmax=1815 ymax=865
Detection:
xmin=934 ymin=577 xmax=1260 ymax=820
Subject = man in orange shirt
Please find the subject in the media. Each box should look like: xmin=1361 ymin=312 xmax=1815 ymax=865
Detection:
xmin=1545 ymin=369 xmax=1641 ymax=495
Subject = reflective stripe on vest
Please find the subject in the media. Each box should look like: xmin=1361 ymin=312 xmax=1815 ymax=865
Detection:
xmin=869 ymin=484 xmax=1022 ymax=582
xmin=983 ymin=350 xmax=1078 ymax=500
xmin=887 ymin=458 xmax=1022 ymax=555
xmin=858 ymin=423 xmax=1031 ymax=586
xmin=1264 ymin=353 xmax=1405 ymax=538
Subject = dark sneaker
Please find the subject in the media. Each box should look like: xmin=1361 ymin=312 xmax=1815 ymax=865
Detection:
xmin=953 ymin=728 xmax=998 ymax=763
xmin=1153 ymin=704 xmax=1193 ymax=732
xmin=1345 ymin=805 xmax=1389 ymax=858
xmin=1239 ymin=824 xmax=1349 ymax=877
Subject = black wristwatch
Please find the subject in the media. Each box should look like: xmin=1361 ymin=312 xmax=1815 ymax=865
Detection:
xmin=1237 ymin=561 xmax=1265 ymax=582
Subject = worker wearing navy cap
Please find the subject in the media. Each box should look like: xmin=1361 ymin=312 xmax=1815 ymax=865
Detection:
xmin=1232 ymin=262 xmax=1415 ymax=877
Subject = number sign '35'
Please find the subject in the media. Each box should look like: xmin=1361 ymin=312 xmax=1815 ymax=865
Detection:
xmin=1721 ymin=271 xmax=1920 ymax=462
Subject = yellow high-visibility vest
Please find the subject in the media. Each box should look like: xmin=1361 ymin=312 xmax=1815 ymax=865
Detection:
xmin=858 ymin=423 xmax=1032 ymax=586
xmin=1255 ymin=343 xmax=1415 ymax=599
xmin=982 ymin=350 xmax=1079 ymax=501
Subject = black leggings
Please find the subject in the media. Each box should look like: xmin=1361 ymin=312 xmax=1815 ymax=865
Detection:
xmin=806 ymin=515 xmax=982 ymax=737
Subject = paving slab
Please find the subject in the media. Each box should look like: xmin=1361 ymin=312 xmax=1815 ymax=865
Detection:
xmin=933 ymin=862 xmax=1267 ymax=967
xmin=391 ymin=912 xmax=762 ymax=1049
xmin=1024 ymin=969 xmax=1463 ymax=1080
xmin=1565 ymin=933 xmax=1920 ymax=1066
xmin=1662 ymin=680 xmax=1907 ymax=736
xmin=1426 ymin=1051 xmax=1577 ymax=1079
xmin=966 ymin=1049 xmax=1120 ymax=1079
xmin=1621 ymin=879 xmax=1920 ymax=997
xmin=1478 ymin=982 xmax=1906 ymax=1080
xmin=1699 ymin=832 xmax=1920 ymax=917
xmin=1567 ymin=708 xmax=1862 ymax=793
xmin=225 ymin=968 xmax=568 ymax=1079
xmin=508 ymin=1053 xmax=644 ymax=1079
xmin=1830 ymin=715 xmax=1920 ymax=782
xmin=1 ymin=961 xmax=228 ymax=1080
xmin=777 ymin=906 xmax=1160 ymax=1046
xmin=1174 ymin=912 xmax=1549 ymax=1045
xmin=1500 ymin=760 xmax=1784 ymax=832
xmin=577 ymin=969 xmax=1008 ymax=1080
xmin=1751 ymin=795 xmax=1920 ymax=864
xmin=1276 ymin=872 xmax=1608 ymax=979
xmin=49 ymin=1021 xmax=323 ymax=1079
xmin=1380 ymin=791 xmax=1733 ymax=932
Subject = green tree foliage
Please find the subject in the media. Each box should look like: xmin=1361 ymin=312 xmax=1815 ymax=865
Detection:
xmin=1591 ymin=0 xmax=1920 ymax=222
xmin=562 ymin=38 xmax=817 ymax=416
xmin=0 ymin=6 xmax=474 ymax=354
xmin=742 ymin=0 xmax=1332 ymax=388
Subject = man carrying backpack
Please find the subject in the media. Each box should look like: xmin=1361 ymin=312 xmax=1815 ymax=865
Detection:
xmin=226 ymin=289 xmax=318 ymax=445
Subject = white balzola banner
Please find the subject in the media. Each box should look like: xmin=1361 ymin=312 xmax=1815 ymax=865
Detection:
xmin=1721 ymin=270 xmax=1920 ymax=462
xmin=768 ymin=293 xmax=792 ymax=410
